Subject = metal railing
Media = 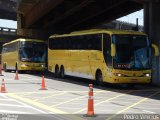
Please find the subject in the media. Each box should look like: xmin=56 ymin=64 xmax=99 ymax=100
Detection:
xmin=0 ymin=27 xmax=17 ymax=35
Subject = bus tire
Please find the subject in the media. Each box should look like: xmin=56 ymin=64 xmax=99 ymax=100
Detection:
xmin=96 ymin=70 xmax=103 ymax=86
xmin=60 ymin=66 xmax=65 ymax=79
xmin=54 ymin=65 xmax=59 ymax=78
xmin=4 ymin=64 xmax=7 ymax=72
xmin=15 ymin=63 xmax=18 ymax=71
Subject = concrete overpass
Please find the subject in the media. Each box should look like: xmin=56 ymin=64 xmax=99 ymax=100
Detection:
xmin=0 ymin=0 xmax=17 ymax=20
xmin=16 ymin=0 xmax=159 ymax=38
xmin=17 ymin=0 xmax=143 ymax=38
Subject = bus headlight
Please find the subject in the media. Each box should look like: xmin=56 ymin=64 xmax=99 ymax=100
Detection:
xmin=144 ymin=73 xmax=151 ymax=77
xmin=117 ymin=73 xmax=122 ymax=77
xmin=113 ymin=73 xmax=127 ymax=77
xmin=41 ymin=64 xmax=45 ymax=68
xmin=21 ymin=64 xmax=27 ymax=67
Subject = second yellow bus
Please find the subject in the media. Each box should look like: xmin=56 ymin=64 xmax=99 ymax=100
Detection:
xmin=1 ymin=38 xmax=47 ymax=72
xmin=48 ymin=29 xmax=159 ymax=85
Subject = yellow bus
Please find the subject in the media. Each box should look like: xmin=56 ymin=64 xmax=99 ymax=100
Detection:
xmin=1 ymin=38 xmax=47 ymax=72
xmin=48 ymin=29 xmax=159 ymax=85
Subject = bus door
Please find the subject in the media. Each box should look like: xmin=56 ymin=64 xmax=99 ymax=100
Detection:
xmin=103 ymin=34 xmax=112 ymax=74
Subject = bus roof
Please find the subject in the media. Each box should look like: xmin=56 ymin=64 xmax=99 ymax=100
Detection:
xmin=49 ymin=29 xmax=146 ymax=38
xmin=3 ymin=38 xmax=45 ymax=46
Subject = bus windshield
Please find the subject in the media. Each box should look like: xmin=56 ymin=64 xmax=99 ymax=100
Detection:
xmin=20 ymin=42 xmax=46 ymax=63
xmin=112 ymin=35 xmax=151 ymax=70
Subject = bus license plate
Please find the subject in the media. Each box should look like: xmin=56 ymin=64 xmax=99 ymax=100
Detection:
xmin=131 ymin=79 xmax=138 ymax=83
xmin=32 ymin=67 xmax=35 ymax=70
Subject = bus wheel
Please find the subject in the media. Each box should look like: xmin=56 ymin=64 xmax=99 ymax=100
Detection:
xmin=96 ymin=70 xmax=103 ymax=86
xmin=15 ymin=64 xmax=18 ymax=72
xmin=60 ymin=66 xmax=65 ymax=78
xmin=4 ymin=64 xmax=7 ymax=72
xmin=55 ymin=65 xmax=59 ymax=78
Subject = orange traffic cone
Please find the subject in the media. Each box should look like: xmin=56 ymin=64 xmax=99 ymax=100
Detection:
xmin=0 ymin=79 xmax=6 ymax=93
xmin=86 ymin=84 xmax=95 ymax=117
xmin=40 ymin=76 xmax=47 ymax=90
xmin=0 ymin=65 xmax=3 ymax=76
xmin=14 ymin=70 xmax=19 ymax=80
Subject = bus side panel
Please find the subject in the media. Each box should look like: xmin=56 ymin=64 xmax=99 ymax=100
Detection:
xmin=48 ymin=49 xmax=99 ymax=80
xmin=7 ymin=52 xmax=18 ymax=70
xmin=48 ymin=49 xmax=54 ymax=72
xmin=2 ymin=52 xmax=18 ymax=70
xmin=48 ymin=49 xmax=70 ymax=73
xmin=68 ymin=50 xmax=92 ymax=79
xmin=47 ymin=49 xmax=111 ymax=82
xmin=57 ymin=50 xmax=71 ymax=73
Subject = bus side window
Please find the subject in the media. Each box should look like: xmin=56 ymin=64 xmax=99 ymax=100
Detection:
xmin=7 ymin=44 xmax=11 ymax=52
xmin=10 ymin=42 xmax=16 ymax=52
xmin=52 ymin=38 xmax=59 ymax=50
xmin=103 ymin=34 xmax=112 ymax=66
xmin=71 ymin=37 xmax=77 ymax=49
xmin=49 ymin=38 xmax=54 ymax=49
xmin=2 ymin=47 xmax=6 ymax=53
xmin=4 ymin=45 xmax=8 ymax=52
xmin=87 ymin=34 xmax=102 ymax=51
xmin=77 ymin=36 xmax=84 ymax=49
xmin=66 ymin=37 xmax=71 ymax=49
xmin=61 ymin=38 xmax=65 ymax=49
xmin=64 ymin=37 xmax=70 ymax=50
xmin=87 ymin=35 xmax=93 ymax=50
xmin=95 ymin=34 xmax=102 ymax=51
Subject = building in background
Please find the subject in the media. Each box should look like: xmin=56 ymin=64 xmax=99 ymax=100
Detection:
xmin=98 ymin=20 xmax=143 ymax=31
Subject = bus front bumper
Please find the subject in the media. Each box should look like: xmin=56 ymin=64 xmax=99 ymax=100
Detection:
xmin=107 ymin=76 xmax=151 ymax=84
xmin=20 ymin=65 xmax=45 ymax=71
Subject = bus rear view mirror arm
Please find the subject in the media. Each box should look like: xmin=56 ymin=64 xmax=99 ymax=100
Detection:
xmin=152 ymin=44 xmax=159 ymax=56
xmin=111 ymin=43 xmax=116 ymax=57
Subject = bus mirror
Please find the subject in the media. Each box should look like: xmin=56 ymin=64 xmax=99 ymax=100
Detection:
xmin=111 ymin=43 xmax=116 ymax=57
xmin=152 ymin=44 xmax=159 ymax=56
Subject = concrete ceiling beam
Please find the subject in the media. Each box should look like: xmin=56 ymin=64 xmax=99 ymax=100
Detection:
xmin=43 ymin=0 xmax=93 ymax=28
xmin=25 ymin=0 xmax=64 ymax=28
xmin=130 ymin=0 xmax=160 ymax=3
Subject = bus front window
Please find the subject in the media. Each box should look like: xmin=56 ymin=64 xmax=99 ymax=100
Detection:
xmin=112 ymin=35 xmax=151 ymax=70
xmin=20 ymin=47 xmax=33 ymax=62
xmin=33 ymin=43 xmax=46 ymax=63
xmin=20 ymin=42 xmax=46 ymax=63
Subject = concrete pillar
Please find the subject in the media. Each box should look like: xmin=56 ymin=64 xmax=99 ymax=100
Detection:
xmin=17 ymin=13 xmax=49 ymax=39
xmin=144 ymin=3 xmax=160 ymax=85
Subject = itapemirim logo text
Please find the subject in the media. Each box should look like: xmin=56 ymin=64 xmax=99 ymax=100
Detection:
xmin=0 ymin=114 xmax=18 ymax=120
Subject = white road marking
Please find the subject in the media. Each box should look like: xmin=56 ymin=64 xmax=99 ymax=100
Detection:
xmin=135 ymin=107 xmax=160 ymax=110
xmin=0 ymin=110 xmax=29 ymax=114
xmin=0 ymin=99 xmax=13 ymax=101
xmin=11 ymin=98 xmax=47 ymax=114
xmin=4 ymin=94 xmax=47 ymax=114
xmin=0 ymin=94 xmax=8 ymax=98
xmin=11 ymin=99 xmax=29 ymax=107
xmin=0 ymin=103 xmax=29 ymax=108
xmin=143 ymin=110 xmax=156 ymax=114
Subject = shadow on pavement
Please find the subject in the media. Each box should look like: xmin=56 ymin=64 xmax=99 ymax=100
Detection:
xmin=23 ymin=71 xmax=160 ymax=100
